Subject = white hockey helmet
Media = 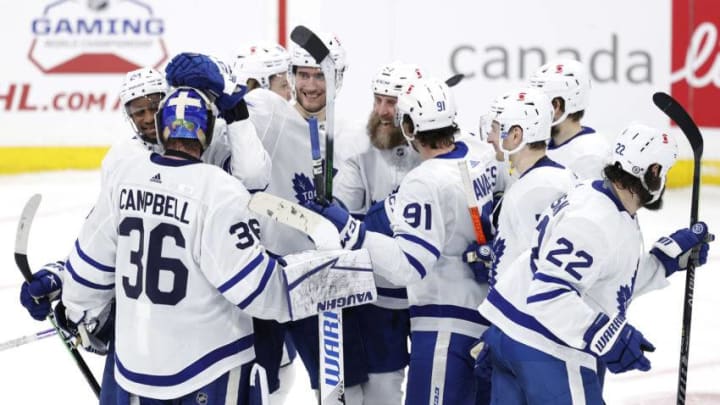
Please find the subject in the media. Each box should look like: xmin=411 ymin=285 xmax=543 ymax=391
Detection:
xmin=490 ymin=87 xmax=553 ymax=156
xmin=394 ymin=77 xmax=457 ymax=142
xmin=372 ymin=62 xmax=424 ymax=98
xmin=120 ymin=67 xmax=168 ymax=140
xmin=529 ymin=59 xmax=590 ymax=125
xmin=611 ymin=123 xmax=678 ymax=204
xmin=289 ymin=31 xmax=347 ymax=92
xmin=232 ymin=42 xmax=290 ymax=89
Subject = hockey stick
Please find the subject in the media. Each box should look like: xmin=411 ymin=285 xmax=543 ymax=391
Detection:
xmin=15 ymin=194 xmax=101 ymax=398
xmin=291 ymin=25 xmax=337 ymax=199
xmin=248 ymin=192 xmax=341 ymax=250
xmin=291 ymin=25 xmax=345 ymax=405
xmin=652 ymin=92 xmax=707 ymax=405
xmin=458 ymin=160 xmax=488 ymax=246
xmin=309 ymin=116 xmax=327 ymax=203
xmin=0 ymin=328 xmax=56 ymax=352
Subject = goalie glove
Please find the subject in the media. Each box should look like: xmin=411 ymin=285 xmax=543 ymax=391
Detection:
xmin=584 ymin=313 xmax=655 ymax=374
xmin=62 ymin=303 xmax=115 ymax=356
xmin=650 ymin=221 xmax=712 ymax=277
xmin=165 ymin=52 xmax=247 ymax=113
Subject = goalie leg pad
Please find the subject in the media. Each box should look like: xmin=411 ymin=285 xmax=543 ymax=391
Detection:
xmin=282 ymin=249 xmax=376 ymax=320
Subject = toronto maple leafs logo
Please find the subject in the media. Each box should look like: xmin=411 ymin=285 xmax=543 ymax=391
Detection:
xmin=292 ymin=173 xmax=316 ymax=203
xmin=616 ymin=268 xmax=638 ymax=315
xmin=489 ymin=237 xmax=507 ymax=286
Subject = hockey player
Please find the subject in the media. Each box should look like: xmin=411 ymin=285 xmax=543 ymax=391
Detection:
xmin=233 ymin=42 xmax=292 ymax=101
xmin=18 ymin=63 xmax=271 ymax=403
xmin=165 ymin=38 xmax=371 ymax=403
xmin=59 ymin=86 xmax=375 ymax=404
xmin=477 ymin=124 xmax=712 ymax=403
xmin=332 ymin=62 xmax=424 ymax=404
xmin=476 ymin=88 xmax=577 ymax=286
xmin=304 ymin=77 xmax=498 ymax=405
xmin=529 ymin=59 xmax=611 ymax=180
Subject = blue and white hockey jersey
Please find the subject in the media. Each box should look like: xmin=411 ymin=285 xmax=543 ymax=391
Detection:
xmin=62 ymin=151 xmax=289 ymax=399
xmin=547 ymin=126 xmax=611 ymax=180
xmin=492 ymin=156 xmax=577 ymax=285
xmin=479 ymin=180 xmax=669 ymax=367
xmin=362 ymin=141 xmax=498 ymax=338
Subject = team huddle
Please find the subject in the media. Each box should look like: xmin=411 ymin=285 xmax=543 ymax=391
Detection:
xmin=18 ymin=30 xmax=713 ymax=405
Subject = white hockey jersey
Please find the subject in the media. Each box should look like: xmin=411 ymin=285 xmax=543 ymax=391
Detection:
xmin=479 ymin=180 xmax=669 ymax=368
xmin=62 ymin=151 xmax=290 ymax=399
xmin=246 ymin=88 xmax=361 ymax=255
xmin=492 ymin=156 xmax=577 ymax=285
xmin=361 ymin=141 xmax=498 ymax=338
xmin=102 ymin=117 xmax=271 ymax=192
xmin=547 ymin=126 xmax=611 ymax=180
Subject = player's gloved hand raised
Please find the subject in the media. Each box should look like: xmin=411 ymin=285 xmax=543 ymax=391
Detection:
xmin=585 ymin=313 xmax=655 ymax=374
xmin=463 ymin=242 xmax=493 ymax=284
xmin=302 ymin=200 xmax=366 ymax=250
xmin=19 ymin=261 xmax=64 ymax=321
xmin=650 ymin=221 xmax=713 ymax=277
xmin=165 ymin=52 xmax=247 ymax=114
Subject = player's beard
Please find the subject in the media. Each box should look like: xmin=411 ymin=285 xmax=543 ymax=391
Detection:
xmin=551 ymin=124 xmax=560 ymax=138
xmin=367 ymin=112 xmax=406 ymax=150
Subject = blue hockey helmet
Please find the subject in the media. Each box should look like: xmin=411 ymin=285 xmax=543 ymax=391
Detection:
xmin=155 ymin=87 xmax=215 ymax=150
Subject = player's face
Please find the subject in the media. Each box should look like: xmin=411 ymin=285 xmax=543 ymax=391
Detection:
xmin=126 ymin=93 xmax=163 ymax=141
xmin=487 ymin=121 xmax=503 ymax=161
xmin=294 ymin=66 xmax=326 ymax=112
xmin=269 ymin=73 xmax=291 ymax=101
xmin=367 ymin=94 xmax=405 ymax=150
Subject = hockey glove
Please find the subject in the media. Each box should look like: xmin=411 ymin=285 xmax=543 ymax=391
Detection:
xmin=19 ymin=261 xmax=64 ymax=321
xmin=60 ymin=302 xmax=114 ymax=356
xmin=585 ymin=313 xmax=655 ymax=374
xmin=302 ymin=200 xmax=366 ymax=250
xmin=364 ymin=199 xmax=393 ymax=236
xmin=650 ymin=221 xmax=712 ymax=277
xmin=463 ymin=242 xmax=494 ymax=284
xmin=165 ymin=52 xmax=247 ymax=112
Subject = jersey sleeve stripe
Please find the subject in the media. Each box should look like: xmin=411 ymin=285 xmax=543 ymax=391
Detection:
xmin=75 ymin=240 xmax=114 ymax=272
xmin=65 ymin=260 xmax=115 ymax=290
xmin=377 ymin=287 xmax=408 ymax=299
xmin=396 ymin=233 xmax=441 ymax=258
xmin=218 ymin=252 xmax=265 ymax=293
xmin=115 ymin=333 xmax=255 ymax=386
xmin=526 ymin=288 xmax=573 ymax=304
xmin=486 ymin=288 xmax=566 ymax=346
xmin=532 ymin=272 xmax=580 ymax=295
xmin=403 ymin=252 xmax=427 ymax=279
xmin=237 ymin=258 xmax=277 ymax=310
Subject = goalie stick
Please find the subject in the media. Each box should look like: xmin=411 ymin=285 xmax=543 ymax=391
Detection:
xmin=458 ymin=160 xmax=489 ymax=246
xmin=652 ymin=92 xmax=711 ymax=405
xmin=291 ymin=25 xmax=345 ymax=405
xmin=15 ymin=194 xmax=101 ymax=397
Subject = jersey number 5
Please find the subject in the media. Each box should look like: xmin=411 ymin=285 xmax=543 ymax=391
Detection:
xmin=119 ymin=217 xmax=188 ymax=305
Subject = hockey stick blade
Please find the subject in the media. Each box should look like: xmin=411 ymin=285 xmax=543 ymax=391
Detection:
xmin=290 ymin=25 xmax=330 ymax=64
xmin=653 ymin=92 xmax=703 ymax=159
xmin=15 ymin=194 xmax=41 ymax=282
xmin=445 ymin=73 xmax=465 ymax=88
xmin=248 ymin=192 xmax=341 ymax=250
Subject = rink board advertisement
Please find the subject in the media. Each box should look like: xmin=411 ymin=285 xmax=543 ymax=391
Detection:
xmin=2 ymin=0 xmax=719 ymax=186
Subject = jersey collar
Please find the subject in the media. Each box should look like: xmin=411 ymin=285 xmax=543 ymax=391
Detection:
xmin=592 ymin=180 xmax=629 ymax=214
xmin=548 ymin=126 xmax=596 ymax=150
xmin=519 ymin=155 xmax=565 ymax=179
xmin=435 ymin=141 xmax=468 ymax=159
xmin=150 ymin=152 xmax=202 ymax=167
